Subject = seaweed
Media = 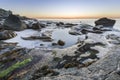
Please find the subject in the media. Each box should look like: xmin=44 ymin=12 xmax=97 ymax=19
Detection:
xmin=0 ymin=58 xmax=32 ymax=78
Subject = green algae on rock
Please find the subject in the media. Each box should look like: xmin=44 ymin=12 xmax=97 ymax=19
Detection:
xmin=0 ymin=58 xmax=32 ymax=78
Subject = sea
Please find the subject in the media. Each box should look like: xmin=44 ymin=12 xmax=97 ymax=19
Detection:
xmin=4 ymin=19 xmax=120 ymax=49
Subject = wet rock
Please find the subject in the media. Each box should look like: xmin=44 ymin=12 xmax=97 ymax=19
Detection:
xmin=0 ymin=30 xmax=17 ymax=40
xmin=3 ymin=14 xmax=27 ymax=31
xmin=55 ymin=42 xmax=103 ymax=69
xmin=57 ymin=40 xmax=65 ymax=46
xmin=39 ymin=23 xmax=46 ymax=28
xmin=21 ymin=36 xmax=53 ymax=42
xmin=25 ymin=20 xmax=46 ymax=30
xmin=0 ymin=24 xmax=3 ymax=30
xmin=64 ymin=23 xmax=77 ymax=28
xmin=56 ymin=22 xmax=64 ymax=26
xmin=69 ymin=24 xmax=94 ymax=35
xmin=106 ymin=34 xmax=120 ymax=44
xmin=30 ymin=65 xmax=59 ymax=80
xmin=95 ymin=17 xmax=116 ymax=27
xmin=31 ymin=22 xmax=41 ymax=29
xmin=0 ymin=42 xmax=32 ymax=80
xmin=55 ymin=55 xmax=81 ymax=69
xmin=81 ymin=29 xmax=103 ymax=34
xmin=93 ymin=25 xmax=112 ymax=31
xmin=41 ymin=30 xmax=52 ymax=37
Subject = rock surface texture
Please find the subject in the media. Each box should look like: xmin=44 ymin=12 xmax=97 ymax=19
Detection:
xmin=95 ymin=17 xmax=116 ymax=27
xmin=3 ymin=14 xmax=27 ymax=31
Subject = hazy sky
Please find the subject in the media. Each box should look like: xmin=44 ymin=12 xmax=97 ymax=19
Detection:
xmin=0 ymin=0 xmax=120 ymax=18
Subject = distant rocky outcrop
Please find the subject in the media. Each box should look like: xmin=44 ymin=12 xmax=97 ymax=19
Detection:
xmin=0 ymin=8 xmax=12 ymax=19
xmin=95 ymin=17 xmax=116 ymax=27
xmin=3 ymin=14 xmax=27 ymax=31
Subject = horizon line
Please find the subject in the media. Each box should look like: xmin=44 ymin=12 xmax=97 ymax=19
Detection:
xmin=31 ymin=16 xmax=120 ymax=19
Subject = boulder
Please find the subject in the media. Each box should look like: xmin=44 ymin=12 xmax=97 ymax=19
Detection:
xmin=3 ymin=14 xmax=27 ymax=31
xmin=31 ymin=22 xmax=41 ymax=30
xmin=95 ymin=17 xmax=116 ymax=27
xmin=0 ymin=30 xmax=16 ymax=40
xmin=57 ymin=40 xmax=65 ymax=46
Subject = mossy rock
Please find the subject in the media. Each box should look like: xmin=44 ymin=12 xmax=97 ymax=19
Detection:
xmin=0 ymin=58 xmax=32 ymax=78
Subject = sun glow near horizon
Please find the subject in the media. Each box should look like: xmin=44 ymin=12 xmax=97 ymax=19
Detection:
xmin=1 ymin=0 xmax=120 ymax=19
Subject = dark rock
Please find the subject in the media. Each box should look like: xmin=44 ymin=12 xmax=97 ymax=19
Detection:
xmin=31 ymin=22 xmax=41 ymax=29
xmin=21 ymin=36 xmax=53 ymax=42
xmin=30 ymin=65 xmax=59 ymax=80
xmin=95 ymin=17 xmax=116 ymax=27
xmin=0 ymin=30 xmax=16 ymax=40
xmin=93 ymin=25 xmax=112 ymax=31
xmin=57 ymin=40 xmax=65 ymax=46
xmin=39 ymin=24 xmax=46 ymax=28
xmin=81 ymin=29 xmax=103 ymax=34
xmin=52 ymin=43 xmax=58 ymax=46
xmin=56 ymin=22 xmax=64 ymax=26
xmin=64 ymin=62 xmax=79 ymax=69
xmin=0 ymin=24 xmax=3 ymax=30
xmin=3 ymin=14 xmax=27 ymax=31
xmin=64 ymin=23 xmax=77 ymax=28
xmin=69 ymin=24 xmax=94 ymax=35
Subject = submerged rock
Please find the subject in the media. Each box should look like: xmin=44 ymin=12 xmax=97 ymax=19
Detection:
xmin=3 ymin=14 xmax=27 ymax=31
xmin=95 ymin=17 xmax=116 ymax=27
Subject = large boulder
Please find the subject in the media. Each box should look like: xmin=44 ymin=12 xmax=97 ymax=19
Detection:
xmin=0 ymin=30 xmax=16 ymax=40
xmin=95 ymin=17 xmax=116 ymax=27
xmin=3 ymin=14 xmax=27 ymax=31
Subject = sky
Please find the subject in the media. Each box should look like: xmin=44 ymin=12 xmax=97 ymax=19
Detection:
xmin=0 ymin=0 xmax=120 ymax=19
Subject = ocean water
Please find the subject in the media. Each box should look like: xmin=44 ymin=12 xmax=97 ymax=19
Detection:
xmin=5 ymin=19 xmax=120 ymax=49
xmin=39 ymin=19 xmax=120 ymax=29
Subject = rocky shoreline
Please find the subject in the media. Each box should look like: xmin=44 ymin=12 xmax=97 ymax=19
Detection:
xmin=0 ymin=8 xmax=120 ymax=80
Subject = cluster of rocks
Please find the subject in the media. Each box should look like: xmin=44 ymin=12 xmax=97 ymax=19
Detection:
xmin=69 ymin=18 xmax=115 ymax=35
xmin=54 ymin=42 xmax=105 ymax=69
